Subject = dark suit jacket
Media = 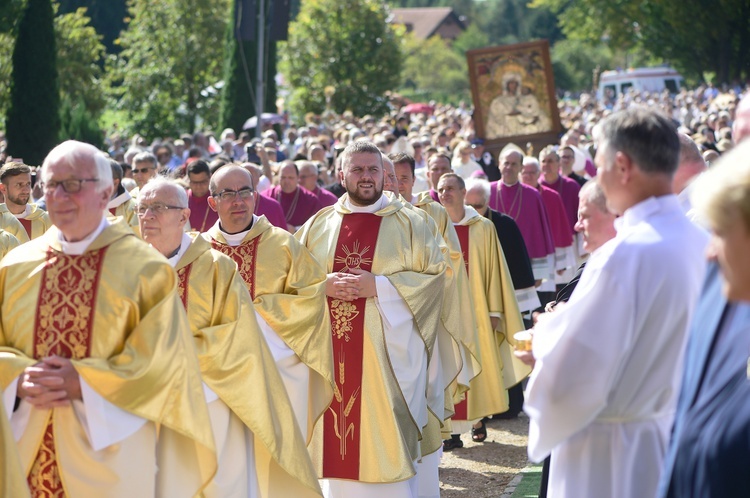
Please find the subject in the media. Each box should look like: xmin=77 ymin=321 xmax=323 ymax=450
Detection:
xmin=659 ymin=262 xmax=750 ymax=497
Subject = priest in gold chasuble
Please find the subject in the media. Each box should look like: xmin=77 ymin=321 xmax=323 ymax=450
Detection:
xmin=296 ymin=142 xmax=447 ymax=498
xmin=138 ymin=177 xmax=322 ymax=498
xmin=1 ymin=396 xmax=29 ymax=498
xmin=202 ymin=165 xmax=334 ymax=442
xmin=0 ymin=141 xmax=216 ymax=498
xmin=438 ymin=173 xmax=531 ymax=443
xmin=384 ymin=155 xmax=472 ymax=498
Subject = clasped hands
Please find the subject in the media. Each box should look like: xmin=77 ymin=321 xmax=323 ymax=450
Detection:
xmin=326 ymin=269 xmax=377 ymax=301
xmin=16 ymin=356 xmax=82 ymax=409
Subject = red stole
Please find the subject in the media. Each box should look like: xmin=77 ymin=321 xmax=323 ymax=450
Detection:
xmin=19 ymin=218 xmax=32 ymax=239
xmin=452 ymin=224 xmax=470 ymax=420
xmin=176 ymin=264 xmax=193 ymax=309
xmin=210 ymin=237 xmax=260 ymax=299
xmin=323 ymin=213 xmax=383 ymax=480
xmin=108 ymin=207 xmax=116 ymax=216
xmin=28 ymin=248 xmax=107 ymax=498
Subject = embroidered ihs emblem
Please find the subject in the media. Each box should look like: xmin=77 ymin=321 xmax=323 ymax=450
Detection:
xmin=334 ymin=240 xmax=372 ymax=272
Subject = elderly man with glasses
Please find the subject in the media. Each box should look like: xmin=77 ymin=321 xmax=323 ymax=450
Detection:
xmin=0 ymin=140 xmax=217 ymax=496
xmin=137 ymin=176 xmax=323 ymax=497
xmin=203 ymin=165 xmax=334 ymax=445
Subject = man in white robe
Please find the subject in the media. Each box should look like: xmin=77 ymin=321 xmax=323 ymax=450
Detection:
xmin=520 ymin=108 xmax=709 ymax=498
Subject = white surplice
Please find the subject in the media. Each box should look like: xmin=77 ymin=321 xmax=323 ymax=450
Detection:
xmin=524 ymin=195 xmax=709 ymax=498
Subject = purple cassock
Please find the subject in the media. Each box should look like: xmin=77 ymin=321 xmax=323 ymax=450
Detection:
xmin=536 ymin=185 xmax=573 ymax=249
xmin=188 ymin=190 xmax=219 ymax=233
xmin=262 ymin=185 xmax=323 ymax=228
xmin=542 ymin=175 xmax=581 ymax=234
xmin=429 ymin=188 xmax=440 ymax=204
xmin=254 ymin=193 xmax=287 ymax=229
xmin=488 ymin=181 xmax=555 ymax=260
xmin=309 ymin=185 xmax=338 ymax=208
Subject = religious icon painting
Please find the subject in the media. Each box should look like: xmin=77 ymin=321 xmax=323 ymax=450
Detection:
xmin=467 ymin=40 xmax=563 ymax=151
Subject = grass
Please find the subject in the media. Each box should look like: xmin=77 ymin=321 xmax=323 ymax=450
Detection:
xmin=510 ymin=464 xmax=543 ymax=498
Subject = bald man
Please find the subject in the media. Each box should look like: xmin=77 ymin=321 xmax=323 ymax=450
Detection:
xmin=262 ymin=161 xmax=323 ymax=232
xmin=204 ymin=165 xmax=334 ymax=442
xmin=298 ymin=160 xmax=337 ymax=207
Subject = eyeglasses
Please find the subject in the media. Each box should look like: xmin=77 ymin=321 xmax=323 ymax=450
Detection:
xmin=212 ymin=187 xmax=254 ymax=202
xmin=43 ymin=178 xmax=99 ymax=194
xmin=133 ymin=167 xmax=155 ymax=174
xmin=136 ymin=203 xmax=186 ymax=216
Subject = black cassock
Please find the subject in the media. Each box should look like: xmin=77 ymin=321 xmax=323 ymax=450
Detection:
xmin=482 ymin=207 xmax=535 ymax=291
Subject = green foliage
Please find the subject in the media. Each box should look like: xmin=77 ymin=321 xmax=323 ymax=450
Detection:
xmin=219 ymin=0 xmax=279 ymax=134
xmin=451 ymin=24 xmax=489 ymax=56
xmin=0 ymin=0 xmax=25 ymax=33
xmin=107 ymin=0 xmax=230 ymax=139
xmin=0 ymin=4 xmax=105 ymax=126
xmin=6 ymin=0 xmax=60 ymax=165
xmin=280 ymin=0 xmax=402 ymax=119
xmin=55 ymin=7 xmax=106 ymax=115
xmin=57 ymin=0 xmax=128 ymax=54
xmin=400 ymin=34 xmax=469 ymax=104
xmin=59 ymin=97 xmax=103 ymax=148
xmin=0 ymin=32 xmax=12 ymax=120
xmin=550 ymin=39 xmax=614 ymax=92
xmin=533 ymin=0 xmax=750 ymax=83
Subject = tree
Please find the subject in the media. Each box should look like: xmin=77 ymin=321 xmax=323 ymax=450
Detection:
xmin=550 ymin=39 xmax=614 ymax=92
xmin=107 ymin=0 xmax=230 ymax=138
xmin=532 ymin=0 xmax=750 ymax=83
xmin=219 ymin=0 xmax=279 ymax=134
xmin=56 ymin=7 xmax=106 ymax=114
xmin=400 ymin=34 xmax=469 ymax=104
xmin=57 ymin=0 xmax=128 ymax=54
xmin=280 ymin=0 xmax=402 ymax=119
xmin=451 ymin=23 xmax=489 ymax=56
xmin=6 ymin=0 xmax=60 ymax=165
xmin=1 ymin=5 xmax=105 ymax=129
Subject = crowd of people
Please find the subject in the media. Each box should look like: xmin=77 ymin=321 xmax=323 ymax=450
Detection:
xmin=0 ymin=81 xmax=748 ymax=498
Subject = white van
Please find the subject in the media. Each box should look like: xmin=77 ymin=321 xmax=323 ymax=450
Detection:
xmin=597 ymin=67 xmax=683 ymax=101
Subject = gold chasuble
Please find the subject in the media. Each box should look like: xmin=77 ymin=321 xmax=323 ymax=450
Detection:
xmin=107 ymin=198 xmax=139 ymax=235
xmin=399 ymin=197 xmax=470 ymax=457
xmin=452 ymin=211 xmax=531 ymax=421
xmin=0 ymin=203 xmax=52 ymax=242
xmin=0 ymin=229 xmax=20 ymax=259
xmin=0 ymin=222 xmax=216 ymax=497
xmin=174 ymin=233 xmax=322 ymax=497
xmin=1 ymin=397 xmax=30 ymax=498
xmin=203 ymin=215 xmax=334 ymax=441
xmin=413 ymin=192 xmax=482 ymax=390
xmin=296 ymin=193 xmax=447 ymax=483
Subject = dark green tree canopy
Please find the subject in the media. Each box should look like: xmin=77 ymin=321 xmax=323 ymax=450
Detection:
xmin=6 ymin=0 xmax=60 ymax=165
xmin=281 ymin=0 xmax=402 ymax=118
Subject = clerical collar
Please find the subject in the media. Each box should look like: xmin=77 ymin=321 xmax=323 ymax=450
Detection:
xmin=167 ymin=233 xmax=193 ymax=267
xmin=58 ymin=215 xmax=109 ymax=255
xmin=455 ymin=205 xmax=480 ymax=226
xmin=107 ymin=189 xmax=132 ymax=210
xmin=219 ymin=215 xmax=258 ymax=246
xmin=11 ymin=204 xmax=32 ymax=219
xmin=411 ymin=194 xmax=418 ymax=204
xmin=344 ymin=193 xmax=388 ymax=213
xmin=501 ymin=180 xmax=519 ymax=188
